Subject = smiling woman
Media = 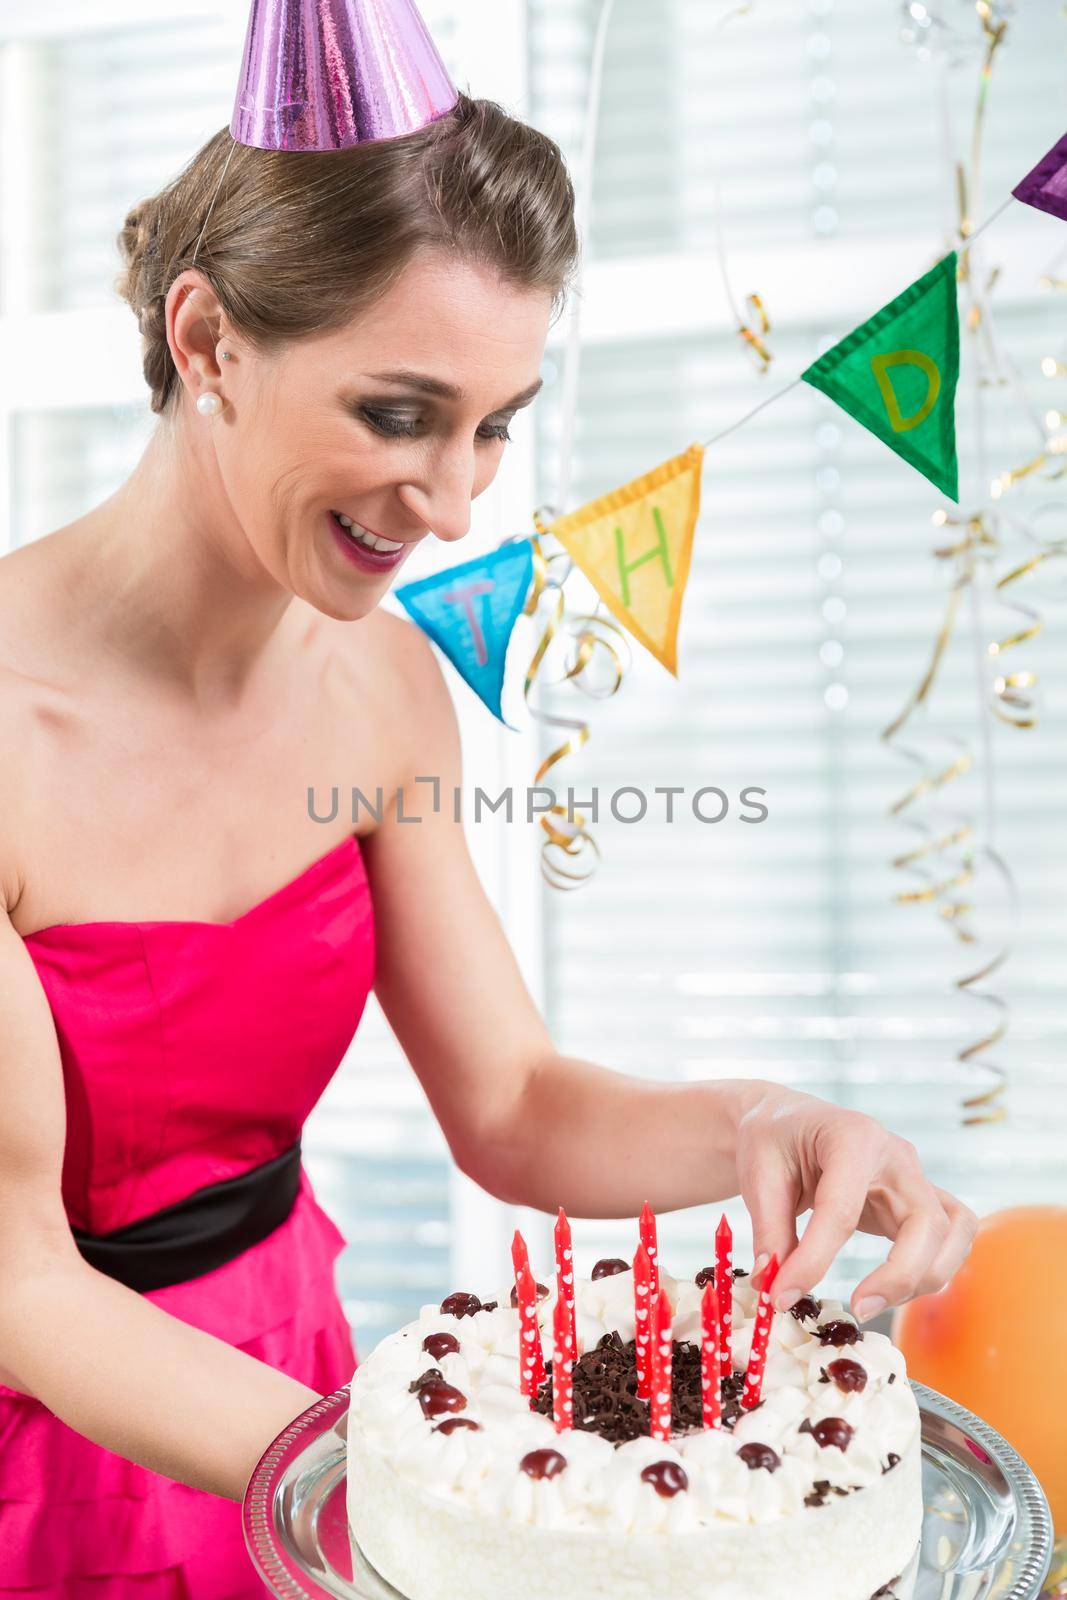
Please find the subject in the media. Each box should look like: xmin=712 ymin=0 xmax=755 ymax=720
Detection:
xmin=0 ymin=9 xmax=980 ymax=1598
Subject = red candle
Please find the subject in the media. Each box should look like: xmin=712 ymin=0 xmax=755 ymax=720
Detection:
xmin=512 ymin=1229 xmax=531 ymax=1282
xmin=639 ymin=1200 xmax=659 ymax=1307
xmin=715 ymin=1214 xmax=733 ymax=1381
xmin=552 ymin=1287 xmax=574 ymax=1433
xmin=649 ymin=1287 xmax=673 ymax=1443
xmin=633 ymin=1241 xmax=653 ymax=1401
xmin=515 ymin=1261 xmax=546 ymax=1400
xmin=700 ymin=1282 xmax=722 ymax=1430
xmin=741 ymin=1252 xmax=780 ymax=1411
xmin=554 ymin=1207 xmax=577 ymax=1356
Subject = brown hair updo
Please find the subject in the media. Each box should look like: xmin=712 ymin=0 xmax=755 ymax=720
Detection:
xmin=115 ymin=93 xmax=579 ymax=416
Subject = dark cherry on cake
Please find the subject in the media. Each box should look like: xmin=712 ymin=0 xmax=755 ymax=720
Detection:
xmin=815 ymin=1318 xmax=863 ymax=1347
xmin=440 ymin=1292 xmax=483 ymax=1319
xmin=433 ymin=1417 xmax=481 ymax=1435
xmin=417 ymin=1379 xmax=468 ymax=1420
xmin=789 ymin=1295 xmax=821 ymax=1323
xmin=826 ymin=1358 xmax=867 ymax=1394
xmin=591 ymin=1258 xmax=629 ymax=1280
xmin=509 ymin=1280 xmax=550 ymax=1306
xmin=520 ymin=1448 xmax=568 ymax=1479
xmin=422 ymin=1332 xmax=461 ymax=1361
xmin=640 ymin=1461 xmax=689 ymax=1497
xmin=810 ymin=1416 xmax=854 ymax=1451
xmin=737 ymin=1442 xmax=781 ymax=1472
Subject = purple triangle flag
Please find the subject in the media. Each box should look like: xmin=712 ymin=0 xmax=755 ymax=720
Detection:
xmin=1013 ymin=133 xmax=1067 ymax=223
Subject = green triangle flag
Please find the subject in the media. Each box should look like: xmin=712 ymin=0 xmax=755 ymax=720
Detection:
xmin=801 ymin=252 xmax=959 ymax=501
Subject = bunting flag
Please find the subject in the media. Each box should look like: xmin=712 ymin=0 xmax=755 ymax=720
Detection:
xmin=546 ymin=444 xmax=705 ymax=675
xmin=1012 ymin=132 xmax=1067 ymax=224
xmin=801 ymin=252 xmax=960 ymax=501
xmin=395 ymin=539 xmax=534 ymax=726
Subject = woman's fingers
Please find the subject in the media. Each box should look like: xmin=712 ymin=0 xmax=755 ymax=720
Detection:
xmin=741 ymin=1150 xmax=800 ymax=1287
xmin=847 ymin=1194 xmax=950 ymax=1320
xmin=771 ymin=1141 xmax=877 ymax=1312
xmin=905 ymin=1186 xmax=978 ymax=1297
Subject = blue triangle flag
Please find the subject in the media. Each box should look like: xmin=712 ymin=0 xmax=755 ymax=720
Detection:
xmin=395 ymin=539 xmax=534 ymax=726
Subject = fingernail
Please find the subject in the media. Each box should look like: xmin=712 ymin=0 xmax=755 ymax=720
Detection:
xmin=753 ymin=1252 xmax=770 ymax=1275
xmin=776 ymin=1289 xmax=800 ymax=1313
xmin=855 ymin=1296 xmax=887 ymax=1323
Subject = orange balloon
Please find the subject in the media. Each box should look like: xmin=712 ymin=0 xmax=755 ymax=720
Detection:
xmin=894 ymin=1204 xmax=1067 ymax=1536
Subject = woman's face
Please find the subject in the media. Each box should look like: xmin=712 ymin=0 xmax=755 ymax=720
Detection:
xmin=175 ymin=249 xmax=554 ymax=620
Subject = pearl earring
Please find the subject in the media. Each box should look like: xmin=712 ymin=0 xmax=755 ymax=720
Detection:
xmin=196 ymin=391 xmax=223 ymax=416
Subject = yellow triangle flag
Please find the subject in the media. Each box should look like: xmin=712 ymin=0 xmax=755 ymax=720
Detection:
xmin=547 ymin=444 xmax=705 ymax=675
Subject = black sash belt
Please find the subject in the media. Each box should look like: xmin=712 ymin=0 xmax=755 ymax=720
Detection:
xmin=71 ymin=1139 xmax=303 ymax=1293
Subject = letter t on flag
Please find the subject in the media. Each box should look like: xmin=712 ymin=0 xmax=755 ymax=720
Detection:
xmin=800 ymin=252 xmax=960 ymax=501
xmin=547 ymin=444 xmax=705 ymax=675
xmin=394 ymin=540 xmax=534 ymax=726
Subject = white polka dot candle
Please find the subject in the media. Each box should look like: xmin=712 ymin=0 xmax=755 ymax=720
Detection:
xmin=552 ymin=1285 xmax=574 ymax=1433
xmin=633 ymin=1240 xmax=653 ymax=1402
xmin=515 ymin=1259 xmax=546 ymax=1402
xmin=649 ymin=1287 xmax=674 ymax=1443
xmin=715 ymin=1213 xmax=733 ymax=1382
xmin=741 ymin=1252 xmax=780 ymax=1411
xmin=700 ymin=1281 xmax=722 ymax=1430
xmin=554 ymin=1207 xmax=576 ymax=1358
xmin=639 ymin=1200 xmax=659 ymax=1307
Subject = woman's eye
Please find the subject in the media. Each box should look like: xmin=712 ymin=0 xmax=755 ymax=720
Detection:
xmin=360 ymin=408 xmax=511 ymax=445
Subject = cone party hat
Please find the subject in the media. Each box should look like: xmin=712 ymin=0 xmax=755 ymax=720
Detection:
xmin=231 ymin=0 xmax=460 ymax=153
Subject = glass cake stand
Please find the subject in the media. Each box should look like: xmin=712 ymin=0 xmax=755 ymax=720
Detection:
xmin=243 ymin=1379 xmax=1053 ymax=1600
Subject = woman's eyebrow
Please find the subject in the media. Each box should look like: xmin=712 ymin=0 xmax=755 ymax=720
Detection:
xmin=363 ymin=368 xmax=544 ymax=410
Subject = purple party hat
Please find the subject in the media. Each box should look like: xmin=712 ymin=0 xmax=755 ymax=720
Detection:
xmin=231 ymin=0 xmax=460 ymax=153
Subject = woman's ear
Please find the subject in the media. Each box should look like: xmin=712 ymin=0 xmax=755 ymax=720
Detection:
xmin=166 ymin=269 xmax=228 ymax=401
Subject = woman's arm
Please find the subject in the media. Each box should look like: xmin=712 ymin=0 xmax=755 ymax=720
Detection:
xmin=0 ymin=904 xmax=320 ymax=1503
xmin=363 ymin=623 xmax=978 ymax=1322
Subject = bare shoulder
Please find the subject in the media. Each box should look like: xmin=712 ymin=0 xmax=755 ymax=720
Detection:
xmin=0 ymin=536 xmax=85 ymax=916
xmin=0 ymin=662 xmax=39 ymax=918
xmin=317 ymin=603 xmax=458 ymax=778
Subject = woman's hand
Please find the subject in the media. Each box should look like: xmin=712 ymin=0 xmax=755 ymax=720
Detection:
xmin=735 ymin=1086 xmax=979 ymax=1322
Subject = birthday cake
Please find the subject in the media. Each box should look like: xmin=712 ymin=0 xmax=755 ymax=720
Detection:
xmin=346 ymin=1247 xmax=923 ymax=1600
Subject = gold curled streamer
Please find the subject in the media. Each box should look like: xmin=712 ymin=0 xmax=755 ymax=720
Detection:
xmin=880 ymin=572 xmax=976 ymax=931
xmin=922 ymin=5 xmax=1021 ymax=1125
xmin=738 ymin=292 xmax=773 ymax=373
xmin=953 ymin=842 xmax=1021 ymax=1127
xmin=880 ymin=508 xmax=1019 ymax=1123
xmin=520 ymin=518 xmax=631 ymax=890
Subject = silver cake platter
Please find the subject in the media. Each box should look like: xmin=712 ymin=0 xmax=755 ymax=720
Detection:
xmin=243 ymin=1380 xmax=1053 ymax=1600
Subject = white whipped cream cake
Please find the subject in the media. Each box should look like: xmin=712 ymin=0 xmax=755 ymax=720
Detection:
xmin=346 ymin=1259 xmax=923 ymax=1600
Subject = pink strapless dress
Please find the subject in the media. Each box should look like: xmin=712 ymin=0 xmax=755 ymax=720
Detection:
xmin=0 ymin=833 xmax=374 ymax=1598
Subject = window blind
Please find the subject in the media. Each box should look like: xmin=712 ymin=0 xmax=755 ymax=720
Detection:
xmin=526 ymin=0 xmax=1067 ymax=1288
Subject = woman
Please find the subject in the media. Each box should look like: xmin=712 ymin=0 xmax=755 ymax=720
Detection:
xmin=0 ymin=94 xmax=976 ymax=1597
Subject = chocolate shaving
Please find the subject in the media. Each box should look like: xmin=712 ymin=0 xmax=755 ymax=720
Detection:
xmin=532 ymin=1332 xmax=748 ymax=1447
xmin=882 ymin=1452 xmax=901 ymax=1474
xmin=408 ymin=1367 xmax=443 ymax=1393
xmin=888 ymin=1372 xmax=896 ymax=1384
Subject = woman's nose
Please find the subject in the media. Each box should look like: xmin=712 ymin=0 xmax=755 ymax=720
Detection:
xmin=398 ymin=444 xmax=477 ymax=543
